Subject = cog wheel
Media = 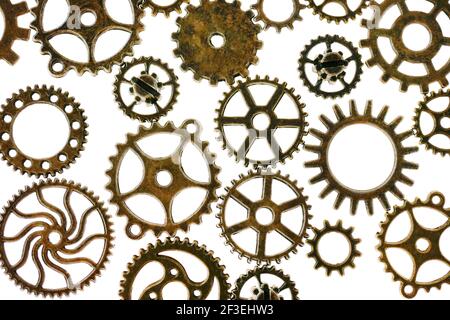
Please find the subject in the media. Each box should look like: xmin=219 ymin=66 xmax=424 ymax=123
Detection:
xmin=113 ymin=56 xmax=179 ymax=122
xmin=106 ymin=120 xmax=220 ymax=239
xmin=0 ymin=85 xmax=88 ymax=177
xmin=307 ymin=220 xmax=361 ymax=276
xmin=299 ymin=35 xmax=363 ymax=99
xmin=251 ymin=0 xmax=305 ymax=32
xmin=361 ymin=0 xmax=450 ymax=93
xmin=378 ymin=192 xmax=450 ymax=298
xmin=307 ymin=0 xmax=371 ymax=23
xmin=305 ymin=100 xmax=419 ymax=215
xmin=31 ymin=0 xmax=145 ymax=77
xmin=0 ymin=179 xmax=113 ymax=297
xmin=217 ymin=170 xmax=312 ymax=264
xmin=216 ymin=76 xmax=308 ymax=168
xmin=172 ymin=0 xmax=262 ymax=85
xmin=232 ymin=265 xmax=299 ymax=300
xmin=119 ymin=237 xmax=231 ymax=300
xmin=144 ymin=0 xmax=189 ymax=16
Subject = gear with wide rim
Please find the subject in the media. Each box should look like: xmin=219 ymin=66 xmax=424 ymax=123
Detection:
xmin=251 ymin=0 xmax=305 ymax=32
xmin=143 ymin=0 xmax=189 ymax=16
xmin=307 ymin=0 xmax=371 ymax=23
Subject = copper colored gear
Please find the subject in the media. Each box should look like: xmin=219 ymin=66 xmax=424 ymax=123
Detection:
xmin=307 ymin=0 xmax=371 ymax=23
xmin=144 ymin=0 xmax=189 ymax=16
xmin=251 ymin=0 xmax=305 ymax=32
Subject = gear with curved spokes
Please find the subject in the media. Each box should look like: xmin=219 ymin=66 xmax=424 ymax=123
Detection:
xmin=307 ymin=0 xmax=371 ymax=23
xmin=144 ymin=0 xmax=189 ymax=16
xmin=251 ymin=0 xmax=305 ymax=32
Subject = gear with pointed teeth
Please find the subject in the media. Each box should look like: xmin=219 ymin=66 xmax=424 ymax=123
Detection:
xmin=251 ymin=0 xmax=305 ymax=32
xmin=413 ymin=90 xmax=450 ymax=156
xmin=144 ymin=0 xmax=189 ymax=16
xmin=172 ymin=0 xmax=262 ymax=85
xmin=299 ymin=35 xmax=363 ymax=99
xmin=307 ymin=0 xmax=371 ymax=23
xmin=360 ymin=0 xmax=450 ymax=93
xmin=113 ymin=56 xmax=179 ymax=122
xmin=119 ymin=237 xmax=231 ymax=300
xmin=30 ymin=0 xmax=144 ymax=77
xmin=217 ymin=170 xmax=312 ymax=264
xmin=216 ymin=76 xmax=308 ymax=168
xmin=0 ymin=85 xmax=88 ymax=177
xmin=0 ymin=179 xmax=113 ymax=297
xmin=307 ymin=220 xmax=361 ymax=276
xmin=378 ymin=192 xmax=450 ymax=299
xmin=106 ymin=120 xmax=220 ymax=240
xmin=305 ymin=101 xmax=419 ymax=215
xmin=232 ymin=266 xmax=299 ymax=300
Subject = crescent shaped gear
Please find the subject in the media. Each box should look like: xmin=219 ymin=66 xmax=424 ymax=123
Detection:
xmin=0 ymin=179 xmax=113 ymax=297
xmin=360 ymin=0 xmax=450 ymax=93
xmin=307 ymin=0 xmax=371 ymax=23
xmin=0 ymin=85 xmax=88 ymax=177
xmin=119 ymin=237 xmax=231 ymax=300
xmin=304 ymin=100 xmax=419 ymax=215
xmin=377 ymin=192 xmax=450 ymax=299
xmin=251 ymin=0 xmax=305 ymax=32
xmin=30 ymin=0 xmax=145 ymax=77
xmin=144 ymin=0 xmax=189 ymax=16
xmin=172 ymin=0 xmax=263 ymax=85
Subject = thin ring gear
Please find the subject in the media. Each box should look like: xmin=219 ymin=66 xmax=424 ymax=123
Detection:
xmin=305 ymin=100 xmax=419 ymax=215
xmin=144 ymin=0 xmax=189 ymax=16
xmin=251 ymin=0 xmax=305 ymax=32
xmin=307 ymin=0 xmax=371 ymax=23
xmin=0 ymin=85 xmax=88 ymax=177
xmin=119 ymin=237 xmax=231 ymax=300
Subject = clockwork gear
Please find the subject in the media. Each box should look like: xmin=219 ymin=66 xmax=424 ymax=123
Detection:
xmin=144 ymin=0 xmax=189 ymax=16
xmin=307 ymin=0 xmax=371 ymax=23
xmin=251 ymin=0 xmax=305 ymax=32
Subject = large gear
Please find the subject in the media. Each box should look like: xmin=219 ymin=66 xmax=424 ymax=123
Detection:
xmin=119 ymin=237 xmax=231 ymax=300
xmin=144 ymin=0 xmax=189 ymax=16
xmin=378 ymin=192 xmax=450 ymax=299
xmin=307 ymin=0 xmax=371 ymax=23
xmin=361 ymin=0 xmax=450 ymax=93
xmin=251 ymin=0 xmax=305 ymax=32
xmin=172 ymin=0 xmax=262 ymax=85
xmin=0 ymin=179 xmax=113 ymax=297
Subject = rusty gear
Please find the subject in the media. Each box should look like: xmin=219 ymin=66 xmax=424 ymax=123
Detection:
xmin=119 ymin=237 xmax=231 ymax=300
xmin=144 ymin=0 xmax=189 ymax=16
xmin=0 ymin=179 xmax=113 ymax=297
xmin=172 ymin=0 xmax=262 ymax=85
xmin=251 ymin=0 xmax=305 ymax=32
xmin=307 ymin=0 xmax=371 ymax=23
xmin=0 ymin=85 xmax=88 ymax=177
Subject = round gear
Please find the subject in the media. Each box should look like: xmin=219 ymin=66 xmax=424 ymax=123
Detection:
xmin=113 ymin=56 xmax=180 ymax=122
xmin=0 ymin=179 xmax=113 ymax=297
xmin=172 ymin=0 xmax=262 ymax=85
xmin=251 ymin=0 xmax=305 ymax=32
xmin=144 ymin=0 xmax=189 ymax=16
xmin=119 ymin=237 xmax=231 ymax=300
xmin=378 ymin=192 xmax=449 ymax=298
xmin=305 ymin=100 xmax=419 ymax=215
xmin=307 ymin=0 xmax=371 ymax=23
xmin=0 ymin=85 xmax=88 ymax=177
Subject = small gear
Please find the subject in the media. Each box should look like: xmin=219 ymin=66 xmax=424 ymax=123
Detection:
xmin=251 ymin=0 xmax=305 ymax=32
xmin=378 ymin=192 xmax=449 ymax=298
xmin=299 ymin=35 xmax=363 ymax=98
xmin=144 ymin=0 xmax=189 ymax=16
xmin=172 ymin=0 xmax=262 ymax=84
xmin=0 ymin=85 xmax=88 ymax=177
xmin=113 ymin=56 xmax=179 ymax=122
xmin=0 ymin=179 xmax=113 ymax=297
xmin=216 ymin=76 xmax=308 ymax=167
xmin=119 ymin=237 xmax=231 ymax=300
xmin=305 ymin=101 xmax=419 ymax=215
xmin=307 ymin=0 xmax=371 ymax=23
xmin=307 ymin=220 xmax=361 ymax=276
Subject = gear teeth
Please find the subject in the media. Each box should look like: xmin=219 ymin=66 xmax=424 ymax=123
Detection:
xmin=252 ymin=0 xmax=304 ymax=32
xmin=307 ymin=0 xmax=371 ymax=23
xmin=143 ymin=0 xmax=188 ymax=17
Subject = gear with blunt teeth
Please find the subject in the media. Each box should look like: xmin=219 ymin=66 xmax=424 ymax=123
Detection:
xmin=251 ymin=0 xmax=305 ymax=32
xmin=378 ymin=192 xmax=450 ymax=299
xmin=119 ymin=237 xmax=231 ymax=300
xmin=0 ymin=179 xmax=113 ymax=297
xmin=144 ymin=0 xmax=189 ymax=16
xmin=172 ymin=0 xmax=262 ymax=85
xmin=307 ymin=0 xmax=371 ymax=23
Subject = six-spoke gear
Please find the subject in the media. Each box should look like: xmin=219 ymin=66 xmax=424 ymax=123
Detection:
xmin=307 ymin=0 xmax=371 ymax=23
xmin=251 ymin=0 xmax=305 ymax=32
xmin=144 ymin=0 xmax=189 ymax=17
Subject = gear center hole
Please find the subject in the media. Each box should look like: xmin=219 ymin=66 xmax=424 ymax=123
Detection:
xmin=255 ymin=207 xmax=275 ymax=226
xmin=415 ymin=238 xmax=432 ymax=254
xmin=156 ymin=170 xmax=173 ymax=187
xmin=209 ymin=33 xmax=226 ymax=49
xmin=252 ymin=112 xmax=271 ymax=131
xmin=81 ymin=11 xmax=97 ymax=27
xmin=402 ymin=23 xmax=431 ymax=51
xmin=48 ymin=231 xmax=63 ymax=246
xmin=317 ymin=231 xmax=351 ymax=266
xmin=262 ymin=0 xmax=295 ymax=23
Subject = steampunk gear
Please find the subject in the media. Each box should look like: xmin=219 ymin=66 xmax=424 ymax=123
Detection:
xmin=251 ymin=0 xmax=305 ymax=32
xmin=307 ymin=0 xmax=371 ymax=23
xmin=144 ymin=0 xmax=189 ymax=16
xmin=0 ymin=180 xmax=113 ymax=297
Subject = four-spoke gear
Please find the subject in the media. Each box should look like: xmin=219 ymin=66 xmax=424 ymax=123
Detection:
xmin=144 ymin=0 xmax=189 ymax=16
xmin=307 ymin=0 xmax=371 ymax=23
xmin=251 ymin=0 xmax=305 ymax=32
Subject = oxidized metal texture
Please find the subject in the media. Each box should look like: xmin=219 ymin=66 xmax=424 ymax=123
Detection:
xmin=172 ymin=0 xmax=262 ymax=84
xmin=307 ymin=0 xmax=371 ymax=23
xmin=0 ymin=85 xmax=88 ymax=177
xmin=305 ymin=101 xmax=419 ymax=215
xmin=144 ymin=0 xmax=189 ymax=16
xmin=119 ymin=237 xmax=231 ymax=300
xmin=251 ymin=0 xmax=304 ymax=32
xmin=378 ymin=192 xmax=450 ymax=298
xmin=0 ymin=180 xmax=113 ymax=297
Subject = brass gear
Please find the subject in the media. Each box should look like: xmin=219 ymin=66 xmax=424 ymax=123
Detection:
xmin=251 ymin=0 xmax=305 ymax=32
xmin=305 ymin=101 xmax=419 ymax=215
xmin=144 ymin=0 xmax=189 ymax=16
xmin=307 ymin=0 xmax=371 ymax=23
xmin=0 ymin=179 xmax=113 ymax=297
xmin=119 ymin=237 xmax=231 ymax=300
xmin=172 ymin=0 xmax=262 ymax=85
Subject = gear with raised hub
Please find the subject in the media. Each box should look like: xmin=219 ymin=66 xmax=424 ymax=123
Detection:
xmin=172 ymin=0 xmax=262 ymax=84
xmin=0 ymin=180 xmax=113 ymax=297
xmin=307 ymin=0 xmax=371 ymax=23
xmin=251 ymin=0 xmax=305 ymax=32
xmin=119 ymin=237 xmax=231 ymax=300
xmin=144 ymin=0 xmax=189 ymax=16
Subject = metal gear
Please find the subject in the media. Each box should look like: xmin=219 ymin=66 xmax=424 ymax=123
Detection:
xmin=361 ymin=0 xmax=450 ymax=93
xmin=307 ymin=0 xmax=371 ymax=23
xmin=0 ymin=179 xmax=113 ymax=297
xmin=216 ymin=76 xmax=308 ymax=168
xmin=172 ymin=0 xmax=262 ymax=85
xmin=217 ymin=170 xmax=312 ymax=264
xmin=144 ymin=0 xmax=189 ymax=16
xmin=106 ymin=120 xmax=220 ymax=240
xmin=0 ymin=85 xmax=88 ymax=177
xmin=378 ymin=192 xmax=450 ymax=298
xmin=307 ymin=220 xmax=361 ymax=276
xmin=305 ymin=101 xmax=419 ymax=215
xmin=30 ymin=0 xmax=145 ymax=77
xmin=119 ymin=237 xmax=231 ymax=300
xmin=113 ymin=56 xmax=180 ymax=122
xmin=251 ymin=0 xmax=305 ymax=32
xmin=299 ymin=35 xmax=363 ymax=99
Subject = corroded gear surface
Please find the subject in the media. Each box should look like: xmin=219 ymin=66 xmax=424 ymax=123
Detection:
xmin=307 ymin=0 xmax=371 ymax=23
xmin=251 ymin=0 xmax=304 ymax=32
xmin=144 ymin=0 xmax=189 ymax=16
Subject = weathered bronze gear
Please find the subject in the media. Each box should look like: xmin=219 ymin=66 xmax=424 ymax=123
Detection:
xmin=251 ymin=0 xmax=304 ymax=32
xmin=144 ymin=0 xmax=189 ymax=16
xmin=307 ymin=0 xmax=371 ymax=23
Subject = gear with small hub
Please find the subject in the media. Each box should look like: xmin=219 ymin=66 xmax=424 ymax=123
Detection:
xmin=251 ymin=0 xmax=305 ymax=32
xmin=144 ymin=0 xmax=189 ymax=16
xmin=307 ymin=0 xmax=371 ymax=23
